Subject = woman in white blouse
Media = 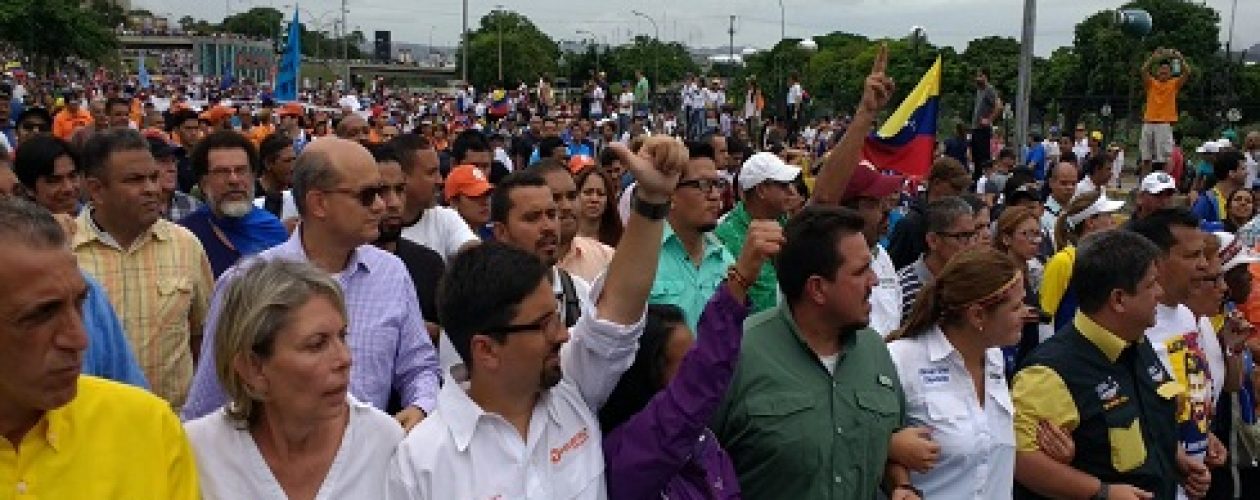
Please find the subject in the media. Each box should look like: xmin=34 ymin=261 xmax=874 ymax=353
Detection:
xmin=886 ymin=248 xmax=1028 ymax=499
xmin=184 ymin=260 xmax=403 ymax=500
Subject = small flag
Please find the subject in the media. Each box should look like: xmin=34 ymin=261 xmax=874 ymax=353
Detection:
xmin=862 ymin=55 xmax=942 ymax=178
xmin=137 ymin=50 xmax=151 ymax=89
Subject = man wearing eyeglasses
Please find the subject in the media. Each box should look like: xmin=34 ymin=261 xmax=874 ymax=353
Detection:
xmin=897 ymin=196 xmax=978 ymax=316
xmin=647 ymin=140 xmax=735 ymax=332
xmin=183 ymin=136 xmax=441 ymax=434
xmin=176 ymin=130 xmax=287 ymax=278
xmin=388 ymin=138 xmax=686 ymax=500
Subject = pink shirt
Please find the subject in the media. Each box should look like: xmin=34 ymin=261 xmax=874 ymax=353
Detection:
xmin=559 ymin=236 xmax=616 ymax=283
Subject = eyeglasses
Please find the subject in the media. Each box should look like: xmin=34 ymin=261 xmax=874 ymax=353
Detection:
xmin=325 ymin=184 xmax=385 ymax=207
xmin=206 ymin=166 xmax=252 ymax=179
xmin=937 ymin=230 xmax=978 ymax=241
xmin=677 ymin=178 xmax=730 ymax=193
xmin=482 ymin=309 xmax=563 ymax=335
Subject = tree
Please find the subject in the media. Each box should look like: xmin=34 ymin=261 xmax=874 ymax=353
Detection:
xmin=458 ymin=10 xmax=559 ymax=87
xmin=0 ymin=0 xmax=118 ymax=74
xmin=604 ymin=36 xmax=699 ymax=91
xmin=220 ymin=7 xmax=284 ymax=41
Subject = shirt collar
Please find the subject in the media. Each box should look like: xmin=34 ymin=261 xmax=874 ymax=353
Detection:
xmin=437 ymin=382 xmax=485 ymax=452
xmin=278 ymin=224 xmax=373 ymax=275
xmin=662 ymin=221 xmax=726 ymax=259
xmin=1073 ymin=312 xmax=1129 ymax=362
xmin=73 ymin=209 xmax=170 ymax=251
xmin=924 ymin=325 xmax=956 ymax=363
xmin=776 ymin=303 xmax=858 ymax=371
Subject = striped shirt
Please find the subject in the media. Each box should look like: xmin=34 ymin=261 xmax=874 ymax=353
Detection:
xmin=73 ymin=212 xmax=214 ymax=408
xmin=898 ymin=256 xmax=935 ymax=317
xmin=181 ymin=225 xmax=442 ymax=420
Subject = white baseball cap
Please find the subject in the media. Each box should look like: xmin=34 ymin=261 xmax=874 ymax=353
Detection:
xmin=1140 ymin=171 xmax=1177 ymax=194
xmin=1197 ymin=141 xmax=1221 ymax=154
xmin=1215 ymin=232 xmax=1260 ymax=272
xmin=1067 ymin=192 xmax=1126 ymax=228
xmin=738 ymin=152 xmax=801 ymax=190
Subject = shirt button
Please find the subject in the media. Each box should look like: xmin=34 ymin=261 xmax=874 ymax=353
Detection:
xmin=833 ymin=475 xmax=843 ymax=484
xmin=835 ymin=426 xmax=844 ymax=434
xmin=16 ymin=481 xmax=27 ymax=494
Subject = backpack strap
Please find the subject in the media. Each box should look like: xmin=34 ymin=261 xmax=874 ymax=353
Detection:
xmin=557 ymin=268 xmax=582 ymax=328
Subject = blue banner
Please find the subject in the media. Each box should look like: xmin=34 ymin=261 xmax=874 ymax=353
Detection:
xmin=275 ymin=8 xmax=301 ymax=102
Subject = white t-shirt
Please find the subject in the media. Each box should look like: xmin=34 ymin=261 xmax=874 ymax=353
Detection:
xmin=618 ymin=92 xmax=634 ymax=114
xmin=400 ymin=206 xmax=480 ymax=263
xmin=252 ymin=190 xmax=299 ymax=221
xmin=1072 ymin=139 xmax=1090 ymax=161
xmin=1074 ymin=177 xmax=1098 ymax=198
xmin=787 ymin=83 xmax=804 ymax=105
xmin=339 ymin=94 xmax=361 ymax=111
xmin=1245 ymin=151 xmax=1259 ymax=190
xmin=590 ymin=86 xmax=605 ymax=116
xmin=1145 ymin=303 xmax=1215 ymax=473
xmin=869 ymin=244 xmax=903 ymax=337
xmin=184 ymin=396 xmax=403 ymax=500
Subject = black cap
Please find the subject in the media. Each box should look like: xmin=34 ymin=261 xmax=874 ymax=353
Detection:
xmin=16 ymin=107 xmax=52 ymax=126
xmin=146 ymin=136 xmax=177 ymax=159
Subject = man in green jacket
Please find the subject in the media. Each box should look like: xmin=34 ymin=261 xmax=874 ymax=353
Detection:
xmin=714 ymin=151 xmax=798 ymax=312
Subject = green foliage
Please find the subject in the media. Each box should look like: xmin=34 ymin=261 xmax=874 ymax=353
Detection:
xmin=220 ymin=7 xmax=284 ymax=40
xmin=602 ymin=37 xmax=699 ymax=89
xmin=457 ymin=10 xmax=559 ymax=87
xmin=0 ymin=0 xmax=118 ymax=73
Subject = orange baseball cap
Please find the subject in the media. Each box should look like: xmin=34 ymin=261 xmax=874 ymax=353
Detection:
xmin=568 ymin=155 xmax=594 ymax=174
xmin=445 ymin=164 xmax=493 ymax=200
xmin=279 ymin=102 xmax=304 ymax=117
xmin=200 ymin=105 xmax=233 ymax=125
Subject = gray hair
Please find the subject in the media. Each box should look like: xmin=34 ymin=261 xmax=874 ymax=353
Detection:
xmin=79 ymin=128 xmax=149 ymax=179
xmin=213 ymin=259 xmax=347 ymax=425
xmin=0 ymin=196 xmax=65 ymax=248
xmin=290 ymin=149 xmax=341 ymax=217
xmin=925 ymin=196 xmax=974 ymax=234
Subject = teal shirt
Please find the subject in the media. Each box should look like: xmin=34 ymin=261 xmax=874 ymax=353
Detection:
xmin=634 ymin=77 xmax=650 ymax=104
xmin=649 ymin=223 xmax=735 ymax=332
xmin=712 ymin=303 xmax=906 ymax=500
xmin=713 ymin=202 xmax=783 ymax=314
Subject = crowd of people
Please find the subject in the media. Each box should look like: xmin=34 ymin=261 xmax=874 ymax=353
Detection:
xmin=2 ymin=37 xmax=1260 ymax=500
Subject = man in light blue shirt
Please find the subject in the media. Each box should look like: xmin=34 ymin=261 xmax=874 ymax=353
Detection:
xmin=648 ymin=141 xmax=734 ymax=331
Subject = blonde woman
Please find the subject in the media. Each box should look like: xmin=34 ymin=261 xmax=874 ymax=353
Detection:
xmin=184 ymin=260 xmax=403 ymax=500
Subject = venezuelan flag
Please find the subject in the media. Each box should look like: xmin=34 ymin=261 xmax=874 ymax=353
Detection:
xmin=862 ymin=55 xmax=942 ymax=178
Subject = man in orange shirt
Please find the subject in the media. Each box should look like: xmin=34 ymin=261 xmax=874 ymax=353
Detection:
xmin=52 ymin=91 xmax=95 ymax=140
xmin=1140 ymin=48 xmax=1191 ymax=177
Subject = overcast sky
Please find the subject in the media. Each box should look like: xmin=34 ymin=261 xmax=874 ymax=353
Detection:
xmin=140 ymin=0 xmax=1258 ymax=57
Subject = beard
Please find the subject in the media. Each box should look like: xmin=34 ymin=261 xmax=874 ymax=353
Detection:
xmin=698 ymin=223 xmax=718 ymax=233
xmin=219 ymin=200 xmax=253 ymax=218
xmin=375 ymin=222 xmax=403 ymax=245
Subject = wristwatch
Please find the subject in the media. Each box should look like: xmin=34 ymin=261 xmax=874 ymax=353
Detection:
xmin=631 ymin=193 xmax=671 ymax=220
xmin=1091 ymin=482 xmax=1110 ymax=500
xmin=892 ymin=484 xmax=923 ymax=498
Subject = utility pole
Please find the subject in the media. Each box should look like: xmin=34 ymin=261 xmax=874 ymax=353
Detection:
xmin=728 ymin=15 xmax=735 ymax=65
xmin=496 ymin=5 xmax=504 ymax=84
xmin=1014 ymin=0 xmax=1035 ymax=159
xmin=341 ymin=0 xmax=348 ymax=60
xmin=461 ymin=0 xmax=469 ymax=84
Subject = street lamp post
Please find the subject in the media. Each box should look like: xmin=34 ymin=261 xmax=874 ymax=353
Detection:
xmin=631 ymin=11 xmax=659 ymax=91
xmin=461 ymin=0 xmax=469 ymax=84
xmin=577 ymin=29 xmax=599 ymax=74
xmin=777 ymin=0 xmax=785 ymax=41
xmin=1014 ymin=0 xmax=1036 ymax=160
xmin=495 ymin=5 xmax=505 ymax=84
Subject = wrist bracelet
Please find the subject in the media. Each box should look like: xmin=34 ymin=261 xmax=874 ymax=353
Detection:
xmin=893 ymin=484 xmax=923 ymax=498
xmin=630 ymin=194 xmax=670 ymax=220
xmin=727 ymin=265 xmax=752 ymax=289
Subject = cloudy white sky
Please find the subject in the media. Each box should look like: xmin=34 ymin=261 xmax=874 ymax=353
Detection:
xmin=139 ymin=0 xmax=1258 ymax=57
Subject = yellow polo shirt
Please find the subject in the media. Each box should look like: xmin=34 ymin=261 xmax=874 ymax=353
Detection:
xmin=0 ymin=376 xmax=198 ymax=500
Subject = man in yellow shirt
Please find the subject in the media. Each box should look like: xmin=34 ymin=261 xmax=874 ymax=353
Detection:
xmin=0 ymin=197 xmax=198 ymax=500
xmin=1140 ymin=48 xmax=1191 ymax=177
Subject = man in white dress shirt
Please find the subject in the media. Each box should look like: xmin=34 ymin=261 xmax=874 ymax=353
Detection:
xmin=387 ymin=138 xmax=687 ymax=499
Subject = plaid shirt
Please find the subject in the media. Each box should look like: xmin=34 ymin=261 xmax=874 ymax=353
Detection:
xmin=165 ymin=191 xmax=202 ymax=222
xmin=73 ymin=212 xmax=214 ymax=408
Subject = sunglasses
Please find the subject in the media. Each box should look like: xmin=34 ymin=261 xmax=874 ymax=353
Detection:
xmin=677 ymin=178 xmax=730 ymax=193
xmin=325 ymin=184 xmax=386 ymax=206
